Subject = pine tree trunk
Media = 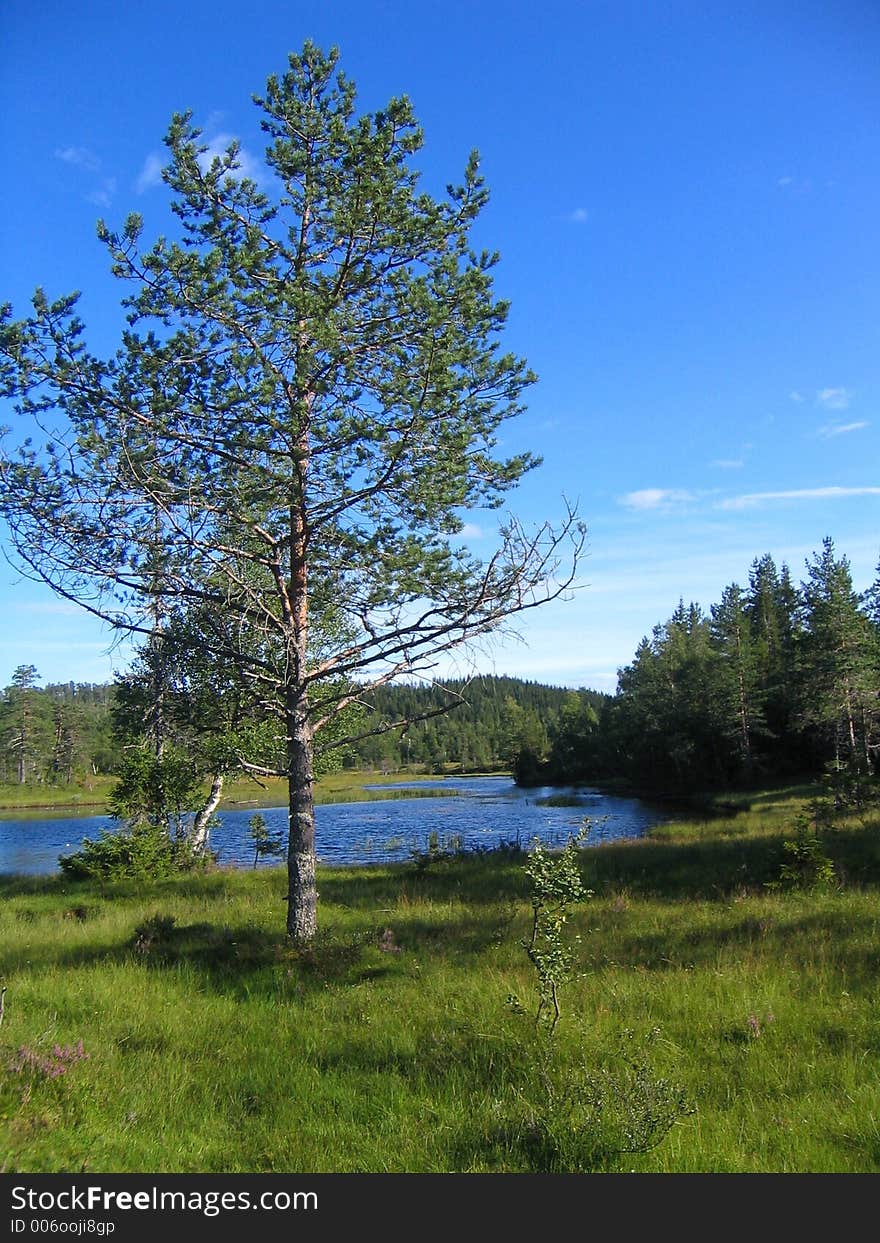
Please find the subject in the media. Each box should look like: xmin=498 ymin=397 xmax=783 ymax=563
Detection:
xmin=286 ymin=694 xmax=317 ymax=942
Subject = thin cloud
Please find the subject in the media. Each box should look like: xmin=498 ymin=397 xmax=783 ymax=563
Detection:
xmin=567 ymin=207 xmax=589 ymax=224
xmin=818 ymin=421 xmax=869 ymax=439
xmin=136 ymin=153 xmax=164 ymax=193
xmin=817 ymin=386 xmax=851 ymax=410
xmin=776 ymin=175 xmax=812 ymax=193
xmin=789 ymin=390 xmax=805 ymax=403
xmin=711 ymin=458 xmax=744 ymax=469
xmin=718 ymin=486 xmax=880 ymax=512
xmin=54 ymin=145 xmax=101 ymax=172
xmin=86 ymin=177 xmax=117 ymax=208
xmin=459 ymin=523 xmax=485 ymax=539
xmin=198 ymin=134 xmax=262 ymax=182
xmin=619 ymin=488 xmax=697 ymax=511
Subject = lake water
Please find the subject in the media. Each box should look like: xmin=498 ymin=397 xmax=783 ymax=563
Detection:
xmin=0 ymin=776 xmax=665 ymax=876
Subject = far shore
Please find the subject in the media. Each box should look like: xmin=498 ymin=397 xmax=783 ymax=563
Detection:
xmin=0 ymin=768 xmax=509 ymax=819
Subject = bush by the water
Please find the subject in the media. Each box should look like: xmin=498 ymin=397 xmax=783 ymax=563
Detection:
xmin=59 ymin=824 xmax=208 ymax=881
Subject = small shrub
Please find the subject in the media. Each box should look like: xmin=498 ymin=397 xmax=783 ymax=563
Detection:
xmin=767 ymin=815 xmax=837 ymax=892
xmin=59 ymin=824 xmax=205 ymax=881
xmin=509 ymin=829 xmax=591 ymax=1033
xmin=132 ymin=913 xmax=178 ymax=955
xmin=377 ymin=928 xmax=402 ymax=954
xmin=817 ymin=759 xmax=877 ymax=818
xmin=12 ymin=1039 xmax=89 ymax=1081
xmin=478 ymin=1027 xmax=693 ymax=1172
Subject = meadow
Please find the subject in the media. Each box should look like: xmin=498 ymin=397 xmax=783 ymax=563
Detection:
xmin=1 ymin=782 xmax=878 ymax=1173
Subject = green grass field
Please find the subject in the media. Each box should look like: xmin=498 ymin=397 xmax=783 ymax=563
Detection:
xmin=0 ymin=767 xmax=448 ymax=816
xmin=1 ymin=782 xmax=878 ymax=1173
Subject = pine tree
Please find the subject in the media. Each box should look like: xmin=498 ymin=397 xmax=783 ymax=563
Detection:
xmin=798 ymin=538 xmax=877 ymax=773
xmin=0 ymin=44 xmax=582 ymax=939
xmin=710 ymin=583 xmax=764 ymax=777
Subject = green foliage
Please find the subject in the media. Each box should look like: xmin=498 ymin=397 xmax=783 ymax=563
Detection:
xmin=0 ymin=673 xmax=115 ymax=786
xmin=59 ymin=823 xmax=202 ymax=881
xmin=816 ymin=758 xmax=878 ymax=819
xmin=498 ymin=1027 xmax=693 ymax=1172
xmin=768 ymin=814 xmax=837 ymax=892
xmin=248 ymin=813 xmax=285 ymax=869
xmin=509 ymin=829 xmax=591 ymax=1033
xmin=107 ymin=745 xmax=204 ymax=835
xmin=410 ymin=829 xmax=466 ymax=872
xmin=552 ymin=539 xmax=879 ymax=795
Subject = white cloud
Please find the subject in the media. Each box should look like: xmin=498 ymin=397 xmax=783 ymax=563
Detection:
xmin=86 ymin=177 xmax=117 ymax=208
xmin=818 ymin=421 xmax=869 ymax=439
xmin=136 ymin=152 xmax=164 ymax=193
xmin=54 ymin=145 xmax=101 ymax=171
xmin=619 ymin=488 xmax=697 ymax=511
xmin=817 ymin=386 xmax=851 ymax=410
xmin=567 ymin=207 xmax=589 ymax=224
xmin=198 ymin=134 xmax=262 ymax=182
xmin=459 ymin=523 xmax=485 ymax=539
xmin=789 ymin=390 xmax=805 ymax=403
xmin=711 ymin=458 xmax=744 ymax=469
xmin=777 ymin=175 xmax=812 ymax=193
xmin=717 ymin=486 xmax=880 ymax=511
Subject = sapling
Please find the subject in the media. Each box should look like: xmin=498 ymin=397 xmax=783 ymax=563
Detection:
xmin=509 ymin=827 xmax=591 ymax=1034
xmin=248 ymin=813 xmax=285 ymax=869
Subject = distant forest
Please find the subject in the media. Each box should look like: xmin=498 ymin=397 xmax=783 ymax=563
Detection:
xmin=2 ymin=538 xmax=877 ymax=797
xmin=0 ymin=666 xmax=598 ymax=788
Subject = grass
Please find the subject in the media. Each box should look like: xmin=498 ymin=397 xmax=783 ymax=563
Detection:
xmin=1 ymin=782 xmax=878 ymax=1173
xmin=0 ymin=776 xmax=117 ymax=813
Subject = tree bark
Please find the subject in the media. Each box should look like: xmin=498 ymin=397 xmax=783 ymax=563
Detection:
xmin=286 ymin=693 xmax=317 ymax=941
xmin=191 ymin=772 xmax=224 ymax=853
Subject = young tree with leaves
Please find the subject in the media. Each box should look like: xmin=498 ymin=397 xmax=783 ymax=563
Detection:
xmin=0 ymin=44 xmax=582 ymax=939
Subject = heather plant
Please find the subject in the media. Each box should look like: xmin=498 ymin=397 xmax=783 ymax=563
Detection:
xmin=12 ymin=1039 xmax=89 ymax=1081
xmin=503 ymin=1027 xmax=693 ymax=1171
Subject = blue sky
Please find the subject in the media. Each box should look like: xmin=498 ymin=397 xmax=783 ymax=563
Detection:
xmin=2 ymin=0 xmax=879 ymax=692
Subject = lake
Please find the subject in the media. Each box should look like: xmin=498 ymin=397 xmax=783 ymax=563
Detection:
xmin=0 ymin=776 xmax=665 ymax=875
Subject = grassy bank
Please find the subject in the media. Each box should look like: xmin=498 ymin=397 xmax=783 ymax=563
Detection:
xmin=0 ymin=768 xmax=457 ymax=817
xmin=1 ymin=782 xmax=878 ymax=1173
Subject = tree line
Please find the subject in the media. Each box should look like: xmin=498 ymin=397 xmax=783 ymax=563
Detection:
xmin=512 ymin=538 xmax=879 ymax=793
xmin=0 ymin=665 xmax=597 ymax=788
xmin=0 ymin=666 xmax=115 ymax=786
